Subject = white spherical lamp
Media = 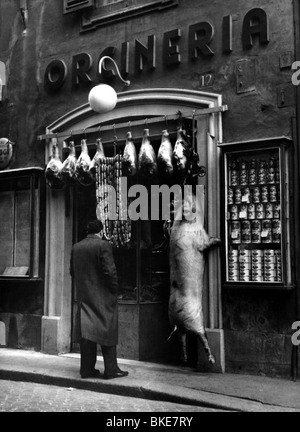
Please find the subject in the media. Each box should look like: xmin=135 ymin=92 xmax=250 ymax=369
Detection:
xmin=88 ymin=84 xmax=118 ymax=114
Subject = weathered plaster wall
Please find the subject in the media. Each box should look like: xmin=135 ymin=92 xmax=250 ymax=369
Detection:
xmin=0 ymin=0 xmax=297 ymax=373
xmin=0 ymin=0 xmax=296 ymax=163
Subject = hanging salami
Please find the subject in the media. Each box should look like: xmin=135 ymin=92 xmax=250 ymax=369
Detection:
xmin=96 ymin=154 xmax=132 ymax=248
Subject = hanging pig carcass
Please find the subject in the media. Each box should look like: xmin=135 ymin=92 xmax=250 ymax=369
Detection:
xmin=157 ymin=130 xmax=174 ymax=179
xmin=123 ymin=131 xmax=137 ymax=177
xmin=138 ymin=129 xmax=157 ymax=179
xmin=45 ymin=144 xmax=65 ymax=190
xmin=168 ymin=192 xmax=221 ymax=366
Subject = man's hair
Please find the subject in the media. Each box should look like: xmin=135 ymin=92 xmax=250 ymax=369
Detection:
xmin=87 ymin=220 xmax=104 ymax=235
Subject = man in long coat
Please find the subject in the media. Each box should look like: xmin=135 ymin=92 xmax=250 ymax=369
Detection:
xmin=70 ymin=220 xmax=128 ymax=380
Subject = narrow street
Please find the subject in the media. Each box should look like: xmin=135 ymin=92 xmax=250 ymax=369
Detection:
xmin=0 ymin=379 xmax=224 ymax=413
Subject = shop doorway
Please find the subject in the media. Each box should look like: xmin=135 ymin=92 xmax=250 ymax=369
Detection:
xmin=43 ymin=89 xmax=225 ymax=370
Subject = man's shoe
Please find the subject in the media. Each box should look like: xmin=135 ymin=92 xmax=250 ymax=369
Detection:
xmin=81 ymin=369 xmax=102 ymax=379
xmin=103 ymin=369 xmax=129 ymax=380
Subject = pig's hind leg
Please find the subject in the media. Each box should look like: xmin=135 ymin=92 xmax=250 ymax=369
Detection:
xmin=197 ymin=331 xmax=215 ymax=365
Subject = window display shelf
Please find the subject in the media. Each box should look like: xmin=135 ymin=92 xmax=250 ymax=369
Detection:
xmin=220 ymin=138 xmax=293 ymax=290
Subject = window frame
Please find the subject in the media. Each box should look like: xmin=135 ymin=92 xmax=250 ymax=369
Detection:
xmin=80 ymin=0 xmax=179 ymax=32
xmin=0 ymin=167 xmax=45 ymax=282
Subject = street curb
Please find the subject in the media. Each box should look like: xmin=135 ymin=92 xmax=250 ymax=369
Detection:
xmin=0 ymin=369 xmax=241 ymax=411
xmin=2 ymin=368 xmax=296 ymax=412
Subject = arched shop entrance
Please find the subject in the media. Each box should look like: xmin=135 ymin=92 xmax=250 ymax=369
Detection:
xmin=40 ymin=88 xmax=227 ymax=372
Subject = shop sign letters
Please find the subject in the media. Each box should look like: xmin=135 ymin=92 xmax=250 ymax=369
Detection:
xmin=44 ymin=8 xmax=269 ymax=91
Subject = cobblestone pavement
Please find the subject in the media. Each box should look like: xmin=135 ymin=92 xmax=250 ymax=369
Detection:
xmin=0 ymin=380 xmax=223 ymax=412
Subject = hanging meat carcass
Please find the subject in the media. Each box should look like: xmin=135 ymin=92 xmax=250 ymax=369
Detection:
xmin=138 ymin=129 xmax=157 ymax=178
xmin=45 ymin=144 xmax=65 ymax=190
xmin=89 ymin=138 xmax=105 ymax=180
xmin=123 ymin=131 xmax=137 ymax=177
xmin=173 ymin=127 xmax=204 ymax=184
xmin=75 ymin=139 xmax=94 ymax=186
xmin=157 ymin=130 xmax=174 ymax=178
xmin=61 ymin=141 xmax=77 ymax=184
xmin=168 ymin=192 xmax=221 ymax=367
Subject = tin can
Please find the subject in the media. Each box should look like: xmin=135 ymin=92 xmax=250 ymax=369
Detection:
xmin=240 ymin=171 xmax=248 ymax=186
xmin=239 ymin=204 xmax=248 ymax=219
xmin=273 ymin=203 xmax=280 ymax=219
xmin=231 ymin=171 xmax=239 ymax=186
xmin=242 ymin=188 xmax=251 ymax=203
xmin=269 ymin=186 xmax=278 ymax=203
xmin=264 ymin=263 xmax=276 ymax=271
xmin=252 ymin=263 xmax=263 ymax=271
xmin=275 ymin=168 xmax=280 ymax=184
xmin=248 ymin=204 xmax=256 ymax=220
xmin=235 ymin=188 xmax=242 ymax=204
xmin=232 ymin=221 xmax=241 ymax=229
xmin=229 ymin=249 xmax=239 ymax=257
xmin=231 ymin=230 xmax=241 ymax=244
xmin=241 ymin=220 xmax=250 ymax=230
xmin=261 ymin=186 xmax=269 ymax=203
xmin=267 ymin=168 xmax=276 ymax=184
xmin=272 ymin=220 xmax=281 ymax=243
xmin=262 ymin=219 xmax=272 ymax=230
xmin=252 ymin=275 xmax=263 ymax=282
xmin=252 ymin=231 xmax=261 ymax=244
xmin=252 ymin=249 xmax=263 ymax=257
xmin=256 ymin=204 xmax=265 ymax=219
xmin=240 ymin=276 xmax=250 ymax=282
xmin=230 ymin=205 xmax=239 ymax=220
xmin=264 ymin=271 xmax=276 ymax=282
xmin=262 ymin=230 xmax=272 ymax=244
xmin=249 ymin=169 xmax=257 ymax=185
xmin=240 ymin=261 xmax=251 ymax=270
xmin=253 ymin=187 xmax=261 ymax=204
xmin=264 ymin=249 xmax=275 ymax=257
xmin=242 ymin=232 xmax=251 ymax=243
xmin=228 ymin=187 xmax=234 ymax=205
xmin=239 ymin=255 xmax=251 ymax=264
xmin=239 ymin=249 xmax=251 ymax=257
xmin=258 ymin=161 xmax=267 ymax=185
xmin=228 ymin=271 xmax=239 ymax=281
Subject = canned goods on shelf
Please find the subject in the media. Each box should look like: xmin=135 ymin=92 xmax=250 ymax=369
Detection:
xmin=252 ymin=231 xmax=262 ymax=243
xmin=251 ymin=220 xmax=261 ymax=231
xmin=241 ymin=221 xmax=251 ymax=230
xmin=239 ymin=204 xmax=248 ymax=219
xmin=242 ymin=232 xmax=251 ymax=243
xmin=240 ymin=277 xmax=250 ymax=282
xmin=252 ymin=249 xmax=263 ymax=256
xmin=264 ymin=249 xmax=275 ymax=257
xmin=249 ymin=169 xmax=257 ymax=185
xmin=262 ymin=232 xmax=273 ymax=244
xmin=240 ymin=249 xmax=251 ymax=256
xmin=252 ymin=276 xmax=263 ymax=282
xmin=264 ymin=264 xmax=276 ymax=271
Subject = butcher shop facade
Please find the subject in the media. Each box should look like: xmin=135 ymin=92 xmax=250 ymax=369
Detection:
xmin=0 ymin=0 xmax=300 ymax=378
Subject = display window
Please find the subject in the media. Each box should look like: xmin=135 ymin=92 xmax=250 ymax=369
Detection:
xmin=0 ymin=168 xmax=44 ymax=281
xmin=221 ymin=138 xmax=293 ymax=289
